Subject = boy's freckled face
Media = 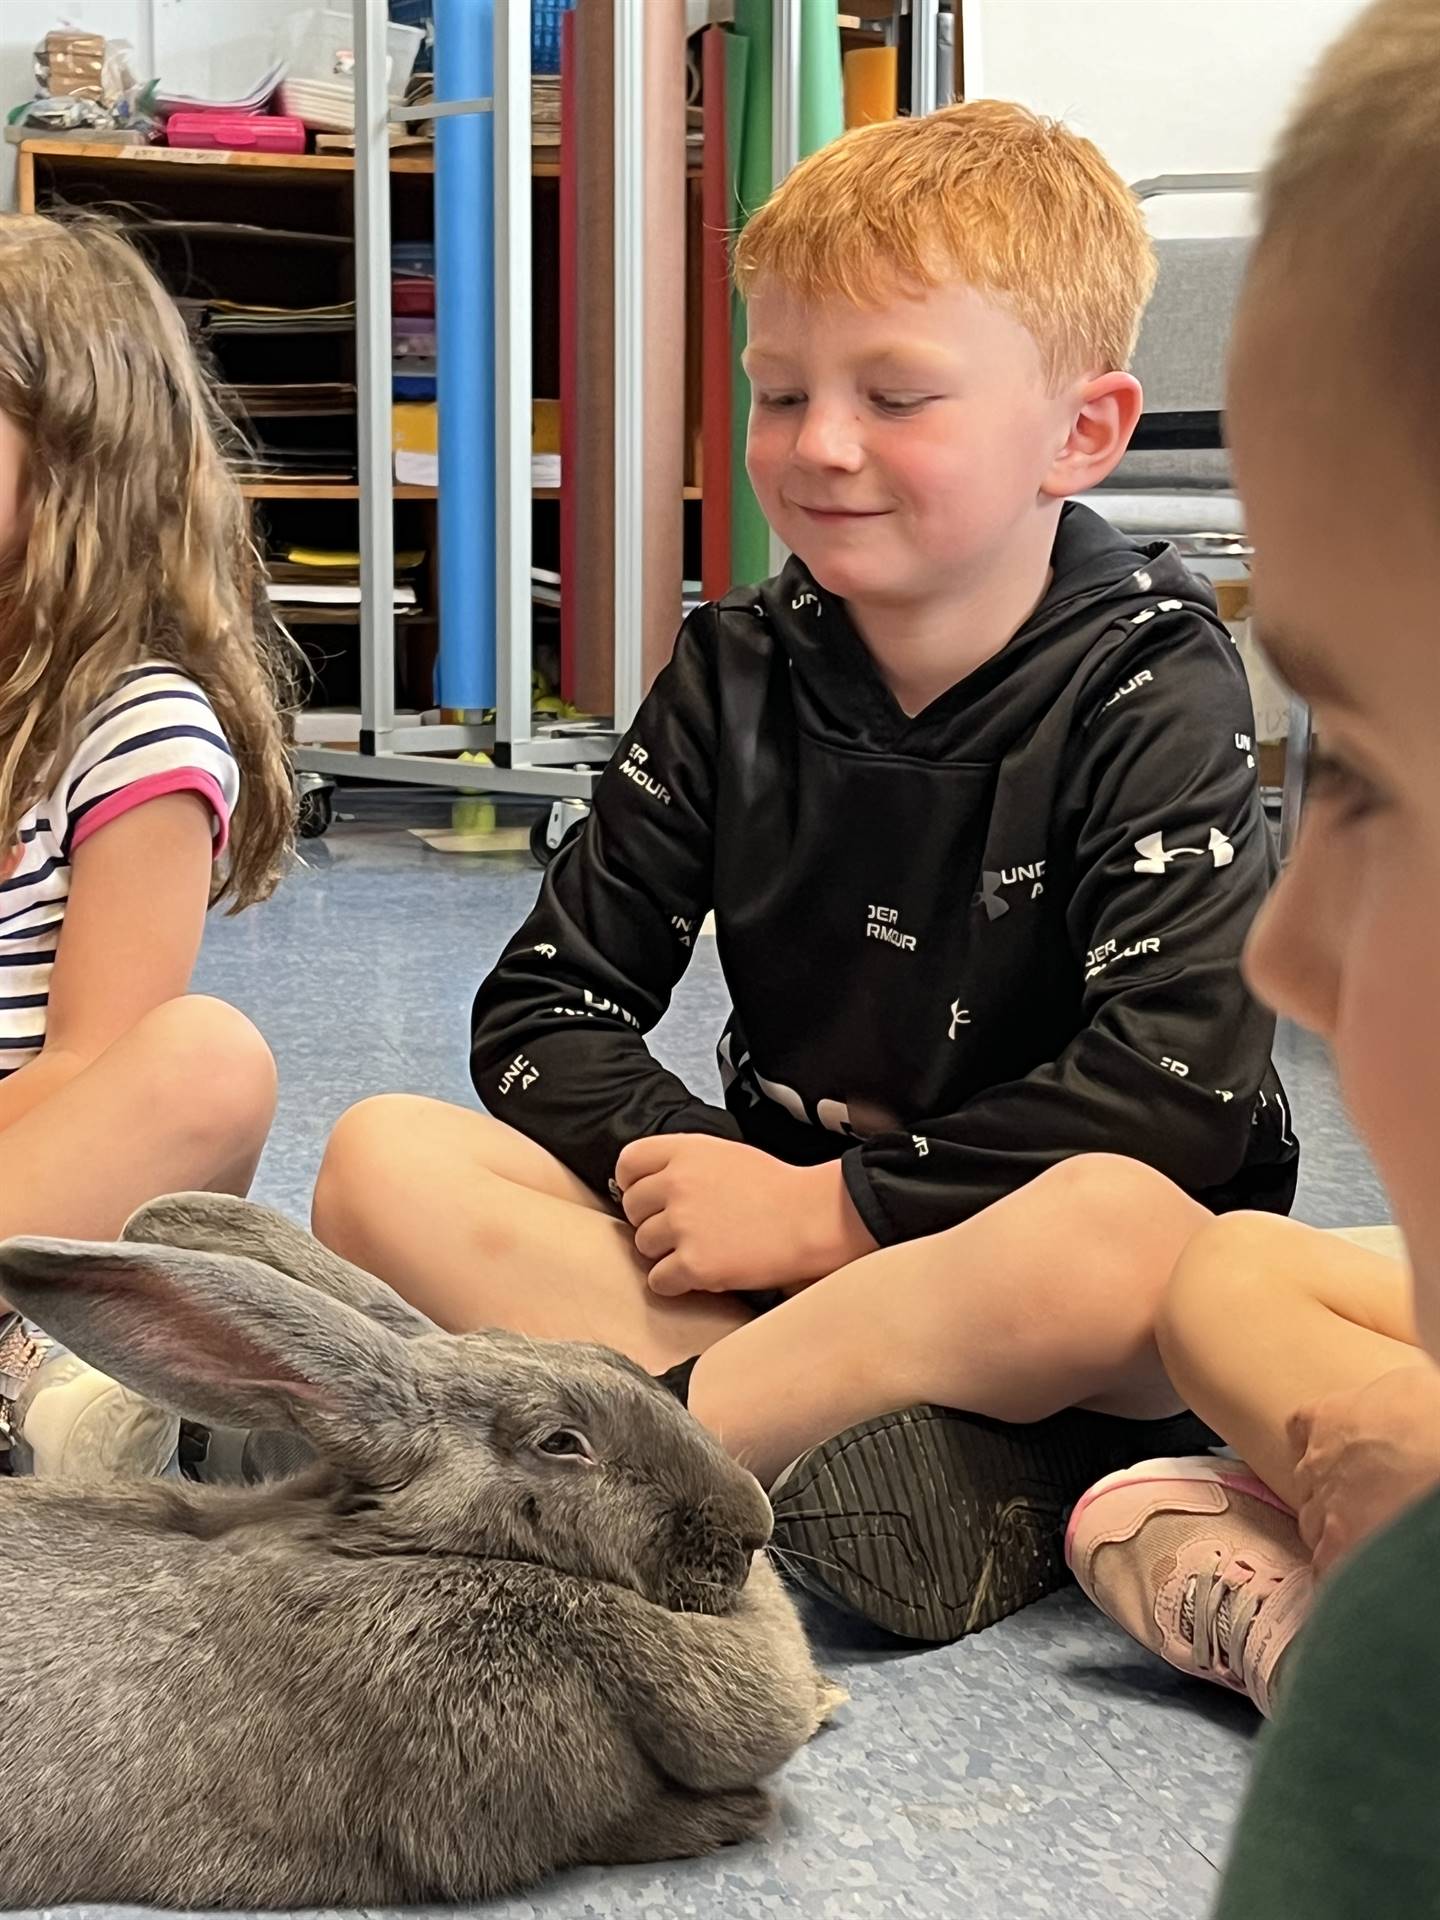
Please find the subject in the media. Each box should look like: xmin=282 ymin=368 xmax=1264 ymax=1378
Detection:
xmin=743 ymin=277 xmax=1070 ymax=610
xmin=1231 ymin=283 xmax=1440 ymax=1345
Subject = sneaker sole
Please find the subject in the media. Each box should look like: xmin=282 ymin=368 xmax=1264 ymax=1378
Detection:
xmin=769 ymin=1404 xmax=1215 ymax=1644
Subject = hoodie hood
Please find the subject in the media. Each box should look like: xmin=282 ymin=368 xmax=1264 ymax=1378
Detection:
xmin=752 ymin=501 xmax=1220 ymax=760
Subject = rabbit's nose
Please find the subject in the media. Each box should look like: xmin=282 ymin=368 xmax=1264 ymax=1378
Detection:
xmin=740 ymin=1485 xmax=775 ymax=1556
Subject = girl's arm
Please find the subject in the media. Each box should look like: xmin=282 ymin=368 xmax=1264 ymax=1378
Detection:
xmin=0 ymin=793 xmax=213 ymax=1134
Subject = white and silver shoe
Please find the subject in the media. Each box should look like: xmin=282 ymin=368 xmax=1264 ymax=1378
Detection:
xmin=1 ymin=1316 xmax=178 ymax=1480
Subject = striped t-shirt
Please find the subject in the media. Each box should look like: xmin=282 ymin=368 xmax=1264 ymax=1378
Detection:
xmin=0 ymin=663 xmax=240 ymax=1078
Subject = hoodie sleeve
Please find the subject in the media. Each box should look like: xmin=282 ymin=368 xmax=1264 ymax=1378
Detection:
xmin=842 ymin=616 xmax=1282 ymax=1245
xmin=470 ymin=608 xmax=742 ymax=1197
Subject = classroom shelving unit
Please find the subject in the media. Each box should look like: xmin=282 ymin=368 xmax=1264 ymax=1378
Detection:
xmin=316 ymin=0 xmax=946 ymax=808
xmin=18 ymin=1 xmax=953 ymax=809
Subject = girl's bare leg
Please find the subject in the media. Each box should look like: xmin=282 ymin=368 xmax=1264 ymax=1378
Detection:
xmin=1158 ymin=1210 xmax=1423 ymax=1508
xmin=0 ymin=995 xmax=275 ymax=1246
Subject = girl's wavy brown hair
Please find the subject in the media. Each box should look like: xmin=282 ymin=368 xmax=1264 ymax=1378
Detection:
xmin=0 ymin=212 xmax=297 ymax=907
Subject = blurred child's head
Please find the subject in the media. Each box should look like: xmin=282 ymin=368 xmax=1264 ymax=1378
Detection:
xmin=734 ymin=102 xmax=1155 ymax=616
xmin=1232 ymin=0 xmax=1440 ymax=1341
xmin=0 ymin=214 xmax=294 ymax=905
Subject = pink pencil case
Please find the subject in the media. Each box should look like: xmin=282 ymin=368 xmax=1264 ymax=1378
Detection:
xmin=165 ymin=112 xmax=308 ymax=155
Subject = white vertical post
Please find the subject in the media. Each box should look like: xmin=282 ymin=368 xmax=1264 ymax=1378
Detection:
xmin=772 ymin=0 xmax=802 ymax=183
xmin=494 ymin=0 xmax=533 ymax=748
xmin=911 ymin=0 xmax=941 ymax=116
xmin=354 ymin=0 xmax=396 ymax=743
xmin=613 ymin=0 xmax=645 ymax=728
xmin=768 ymin=0 xmax=802 ymax=579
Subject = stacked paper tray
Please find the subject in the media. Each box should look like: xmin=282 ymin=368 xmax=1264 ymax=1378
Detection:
xmin=276 ymin=77 xmax=359 ymax=133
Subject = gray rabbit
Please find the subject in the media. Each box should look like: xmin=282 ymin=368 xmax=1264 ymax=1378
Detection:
xmin=0 ymin=1192 xmax=841 ymax=1910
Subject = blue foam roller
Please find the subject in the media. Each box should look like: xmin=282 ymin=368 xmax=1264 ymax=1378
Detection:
xmin=435 ymin=0 xmax=495 ymax=710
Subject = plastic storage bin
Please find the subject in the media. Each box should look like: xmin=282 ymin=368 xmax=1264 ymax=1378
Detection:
xmin=165 ymin=111 xmax=308 ymax=154
xmin=384 ymin=2 xmax=573 ymax=78
xmin=274 ymin=8 xmax=424 ymax=130
xmin=532 ymin=1 xmax=576 ymax=75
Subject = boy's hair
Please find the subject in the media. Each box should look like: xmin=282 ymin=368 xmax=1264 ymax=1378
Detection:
xmin=1255 ymin=0 xmax=1440 ymax=455
xmin=732 ymin=100 xmax=1156 ymax=386
xmin=0 ymin=214 xmax=297 ymax=908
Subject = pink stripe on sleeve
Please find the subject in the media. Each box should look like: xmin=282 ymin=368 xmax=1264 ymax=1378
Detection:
xmin=69 ymin=769 xmax=233 ymax=857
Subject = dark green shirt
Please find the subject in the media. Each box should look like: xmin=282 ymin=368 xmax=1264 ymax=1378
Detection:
xmin=1215 ymin=1486 xmax=1440 ymax=1919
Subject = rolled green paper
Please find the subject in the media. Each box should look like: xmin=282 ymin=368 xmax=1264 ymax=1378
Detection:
xmin=800 ymin=0 xmax=844 ymax=153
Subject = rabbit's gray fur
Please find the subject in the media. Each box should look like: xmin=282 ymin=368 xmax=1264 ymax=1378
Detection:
xmin=0 ymin=1193 xmax=837 ymax=1910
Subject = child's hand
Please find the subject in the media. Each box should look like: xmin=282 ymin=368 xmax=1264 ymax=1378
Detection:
xmin=614 ymin=1135 xmax=875 ymax=1296
xmin=1288 ymin=1362 xmax=1440 ymax=1575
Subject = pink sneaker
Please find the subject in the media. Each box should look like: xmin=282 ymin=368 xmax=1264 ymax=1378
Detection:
xmin=1065 ymin=1456 xmax=1314 ymax=1717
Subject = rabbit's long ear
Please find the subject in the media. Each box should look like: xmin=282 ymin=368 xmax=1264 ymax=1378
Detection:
xmin=0 ymin=1236 xmax=424 ymax=1464
xmin=122 ymin=1193 xmax=436 ymax=1340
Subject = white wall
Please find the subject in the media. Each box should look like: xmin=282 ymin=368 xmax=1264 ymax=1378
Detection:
xmin=6 ymin=0 xmax=1376 ymax=217
xmin=961 ymin=0 xmax=1369 ymax=234
xmin=3 ymin=0 xmax=153 ymax=207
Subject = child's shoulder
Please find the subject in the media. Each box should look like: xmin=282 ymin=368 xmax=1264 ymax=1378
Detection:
xmin=85 ymin=659 xmax=224 ymax=726
xmin=668 ymin=591 xmax=781 ymax=692
xmin=44 ymin=660 xmax=239 ymax=847
xmin=57 ymin=659 xmax=233 ymax=781
xmin=1066 ymin=551 xmax=1248 ymax=729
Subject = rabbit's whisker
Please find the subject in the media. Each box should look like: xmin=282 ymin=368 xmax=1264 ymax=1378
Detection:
xmin=768 ymin=1541 xmax=848 ymax=1581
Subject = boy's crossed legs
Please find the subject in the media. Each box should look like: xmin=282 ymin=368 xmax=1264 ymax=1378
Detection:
xmin=314 ymin=1095 xmax=1213 ymax=1637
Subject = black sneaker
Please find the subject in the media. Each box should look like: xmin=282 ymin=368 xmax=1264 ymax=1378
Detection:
xmin=767 ymin=1402 xmax=1218 ymax=1643
xmin=178 ymin=1421 xmax=317 ymax=1485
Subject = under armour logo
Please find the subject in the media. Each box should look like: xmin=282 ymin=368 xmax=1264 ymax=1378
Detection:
xmin=948 ymin=1001 xmax=971 ymax=1040
xmin=975 ymin=862 xmax=1045 ymax=919
xmin=1133 ymin=827 xmax=1235 ymax=874
xmin=1129 ymin=598 xmax=1185 ymax=627
xmin=498 ymin=1053 xmax=539 ymax=1096
xmin=533 ymin=942 xmax=557 ymax=959
xmin=791 ymin=589 xmax=820 ymax=613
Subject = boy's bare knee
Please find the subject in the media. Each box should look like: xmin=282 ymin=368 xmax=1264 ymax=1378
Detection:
xmin=312 ymin=1095 xmax=422 ymax=1251
xmin=1036 ymin=1151 xmax=1190 ymax=1221
xmin=1030 ymin=1153 xmax=1205 ymax=1291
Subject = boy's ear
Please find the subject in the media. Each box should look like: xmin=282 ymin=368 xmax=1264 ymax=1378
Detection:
xmin=1041 ymin=372 xmax=1145 ymax=499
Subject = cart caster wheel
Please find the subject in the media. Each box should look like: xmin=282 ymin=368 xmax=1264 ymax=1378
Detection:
xmin=298 ymin=786 xmax=334 ymax=839
xmin=530 ymin=798 xmax=590 ymax=868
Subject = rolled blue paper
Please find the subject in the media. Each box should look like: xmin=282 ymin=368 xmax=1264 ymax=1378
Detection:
xmin=435 ymin=0 xmax=495 ymax=710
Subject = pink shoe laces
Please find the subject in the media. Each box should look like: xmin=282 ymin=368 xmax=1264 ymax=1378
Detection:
xmin=1180 ymin=1548 xmax=1288 ymax=1702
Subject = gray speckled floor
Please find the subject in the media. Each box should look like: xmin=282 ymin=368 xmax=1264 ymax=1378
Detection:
xmin=27 ymin=789 xmax=1388 ymax=1920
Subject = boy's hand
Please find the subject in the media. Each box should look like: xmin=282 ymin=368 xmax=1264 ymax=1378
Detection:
xmin=1288 ymin=1362 xmax=1440 ymax=1576
xmin=615 ymin=1135 xmax=876 ymax=1296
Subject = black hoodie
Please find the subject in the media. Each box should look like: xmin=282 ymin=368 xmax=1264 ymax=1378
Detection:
xmin=473 ymin=504 xmax=1297 ymax=1245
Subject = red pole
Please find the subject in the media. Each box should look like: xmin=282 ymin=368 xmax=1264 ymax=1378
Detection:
xmin=558 ymin=4 xmax=579 ymax=698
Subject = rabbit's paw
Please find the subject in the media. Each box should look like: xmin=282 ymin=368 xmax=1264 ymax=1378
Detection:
xmin=599 ymin=1784 xmax=773 ymax=1865
xmin=813 ymin=1674 xmax=849 ymax=1730
xmin=695 ymin=1785 xmax=775 ymax=1852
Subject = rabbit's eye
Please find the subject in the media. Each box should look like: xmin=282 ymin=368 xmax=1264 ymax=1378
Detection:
xmin=537 ymin=1428 xmax=592 ymax=1460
